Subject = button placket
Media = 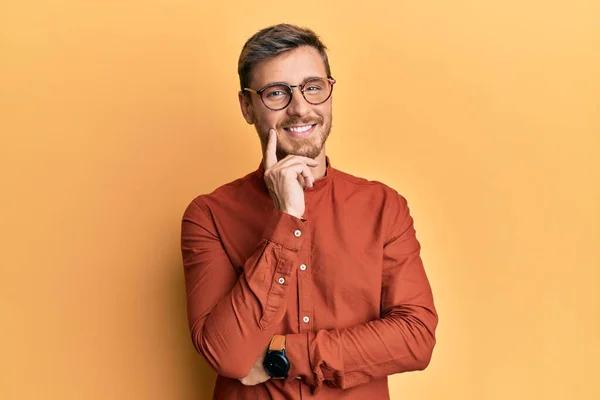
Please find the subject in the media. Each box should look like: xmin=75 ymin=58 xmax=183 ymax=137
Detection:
xmin=294 ymin=223 xmax=312 ymax=332
xmin=297 ymin=256 xmax=312 ymax=331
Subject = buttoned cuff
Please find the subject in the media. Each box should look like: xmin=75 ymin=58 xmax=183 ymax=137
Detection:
xmin=262 ymin=210 xmax=307 ymax=252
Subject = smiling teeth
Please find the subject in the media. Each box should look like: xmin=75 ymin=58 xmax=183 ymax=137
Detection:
xmin=287 ymin=125 xmax=313 ymax=133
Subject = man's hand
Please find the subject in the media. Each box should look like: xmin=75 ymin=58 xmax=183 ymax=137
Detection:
xmin=239 ymin=347 xmax=271 ymax=386
xmin=263 ymin=128 xmax=318 ymax=219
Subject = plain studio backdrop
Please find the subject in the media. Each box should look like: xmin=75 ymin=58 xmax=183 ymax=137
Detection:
xmin=1 ymin=1 xmax=598 ymax=399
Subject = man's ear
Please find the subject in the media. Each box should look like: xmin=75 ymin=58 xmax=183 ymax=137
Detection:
xmin=238 ymin=91 xmax=255 ymax=125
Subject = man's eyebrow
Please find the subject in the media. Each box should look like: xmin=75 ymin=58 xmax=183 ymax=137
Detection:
xmin=302 ymin=76 xmax=324 ymax=83
xmin=262 ymin=76 xmax=326 ymax=87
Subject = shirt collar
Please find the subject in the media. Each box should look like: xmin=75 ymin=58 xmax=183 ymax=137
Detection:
xmin=256 ymin=156 xmax=334 ymax=192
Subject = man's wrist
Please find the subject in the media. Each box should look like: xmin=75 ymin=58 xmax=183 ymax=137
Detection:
xmin=263 ymin=335 xmax=290 ymax=378
xmin=281 ymin=208 xmax=303 ymax=219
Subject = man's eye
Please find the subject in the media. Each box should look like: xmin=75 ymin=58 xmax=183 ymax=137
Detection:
xmin=267 ymin=90 xmax=285 ymax=97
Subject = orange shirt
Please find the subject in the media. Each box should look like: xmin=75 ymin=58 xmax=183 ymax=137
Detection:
xmin=181 ymin=158 xmax=438 ymax=399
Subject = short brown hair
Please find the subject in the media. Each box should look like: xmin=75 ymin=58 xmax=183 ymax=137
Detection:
xmin=238 ymin=24 xmax=332 ymax=92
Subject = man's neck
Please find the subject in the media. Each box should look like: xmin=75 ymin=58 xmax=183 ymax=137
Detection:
xmin=311 ymin=147 xmax=327 ymax=180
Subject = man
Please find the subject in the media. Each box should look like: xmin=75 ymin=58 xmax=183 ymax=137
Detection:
xmin=181 ymin=23 xmax=438 ymax=399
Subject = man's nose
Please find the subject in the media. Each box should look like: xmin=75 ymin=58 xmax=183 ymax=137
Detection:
xmin=286 ymin=87 xmax=311 ymax=117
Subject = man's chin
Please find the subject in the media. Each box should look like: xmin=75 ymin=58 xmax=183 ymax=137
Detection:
xmin=278 ymin=146 xmax=322 ymax=160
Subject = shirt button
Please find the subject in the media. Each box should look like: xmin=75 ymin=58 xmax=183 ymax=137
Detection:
xmin=303 ymin=316 xmax=310 ymax=323
xmin=278 ymin=277 xmax=285 ymax=284
xmin=300 ymin=264 xmax=307 ymax=271
xmin=294 ymin=230 xmax=302 ymax=237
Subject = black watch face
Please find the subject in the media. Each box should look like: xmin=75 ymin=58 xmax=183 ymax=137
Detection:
xmin=263 ymin=352 xmax=290 ymax=378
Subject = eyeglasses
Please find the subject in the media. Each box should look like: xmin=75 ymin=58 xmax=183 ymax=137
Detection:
xmin=243 ymin=77 xmax=336 ymax=111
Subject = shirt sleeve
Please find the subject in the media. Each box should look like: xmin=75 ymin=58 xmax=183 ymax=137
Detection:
xmin=285 ymin=193 xmax=438 ymax=392
xmin=181 ymin=196 xmax=306 ymax=379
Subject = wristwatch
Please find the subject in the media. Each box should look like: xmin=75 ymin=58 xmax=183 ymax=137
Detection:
xmin=263 ymin=335 xmax=290 ymax=379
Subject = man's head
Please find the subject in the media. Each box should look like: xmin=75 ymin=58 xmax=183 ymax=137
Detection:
xmin=238 ymin=24 xmax=334 ymax=160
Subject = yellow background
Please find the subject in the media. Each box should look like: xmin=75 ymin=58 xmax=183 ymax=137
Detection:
xmin=1 ymin=1 xmax=598 ymax=399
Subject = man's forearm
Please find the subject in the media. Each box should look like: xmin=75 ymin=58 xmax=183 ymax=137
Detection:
xmin=285 ymin=302 xmax=437 ymax=392
xmin=183 ymin=202 xmax=307 ymax=378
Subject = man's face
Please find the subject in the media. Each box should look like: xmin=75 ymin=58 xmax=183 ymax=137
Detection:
xmin=239 ymin=46 xmax=333 ymax=160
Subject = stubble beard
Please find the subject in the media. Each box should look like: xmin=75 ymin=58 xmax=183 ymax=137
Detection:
xmin=257 ymin=114 xmax=332 ymax=160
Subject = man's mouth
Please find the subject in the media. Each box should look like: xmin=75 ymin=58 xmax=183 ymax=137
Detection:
xmin=283 ymin=124 xmax=317 ymax=134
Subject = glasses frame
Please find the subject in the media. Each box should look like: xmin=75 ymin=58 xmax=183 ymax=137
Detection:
xmin=243 ymin=77 xmax=336 ymax=111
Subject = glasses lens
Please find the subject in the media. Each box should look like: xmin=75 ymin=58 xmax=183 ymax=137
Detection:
xmin=261 ymin=85 xmax=291 ymax=110
xmin=302 ymin=78 xmax=332 ymax=104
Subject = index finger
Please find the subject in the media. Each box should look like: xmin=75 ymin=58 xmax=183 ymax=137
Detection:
xmin=264 ymin=128 xmax=278 ymax=169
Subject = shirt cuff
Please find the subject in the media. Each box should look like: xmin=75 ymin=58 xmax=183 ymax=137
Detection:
xmin=262 ymin=210 xmax=307 ymax=252
xmin=286 ymin=333 xmax=320 ymax=388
